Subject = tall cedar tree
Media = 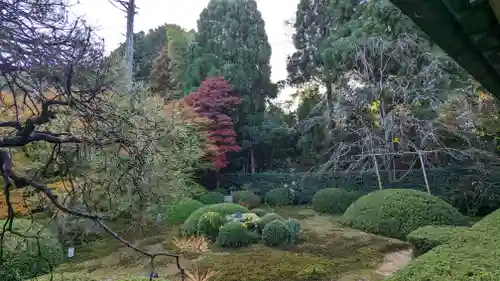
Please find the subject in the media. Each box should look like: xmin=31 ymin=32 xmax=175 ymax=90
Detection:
xmin=185 ymin=0 xmax=274 ymax=172
xmin=184 ymin=77 xmax=242 ymax=169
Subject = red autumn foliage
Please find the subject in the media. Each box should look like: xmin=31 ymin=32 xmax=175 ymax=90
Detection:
xmin=184 ymin=77 xmax=242 ymax=169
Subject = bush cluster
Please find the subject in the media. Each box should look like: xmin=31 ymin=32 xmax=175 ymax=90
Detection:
xmin=232 ymin=190 xmax=260 ymax=208
xmin=197 ymin=211 xmax=224 ymax=241
xmin=198 ymin=191 xmax=225 ymax=205
xmin=342 ymin=189 xmax=468 ymax=239
xmin=0 ymin=219 xmax=63 ymax=281
xmin=265 ymin=188 xmax=292 ymax=206
xmin=250 ymin=208 xmax=267 ymax=217
xmin=312 ymin=188 xmax=359 ymax=214
xmin=167 ymin=198 xmax=204 ymax=224
xmin=262 ymin=220 xmax=291 ymax=246
xmin=181 ymin=203 xmax=249 ymax=236
xmin=387 ymin=208 xmax=500 ymax=280
xmin=216 ymin=221 xmax=258 ymax=248
xmin=256 ymin=212 xmax=283 ymax=232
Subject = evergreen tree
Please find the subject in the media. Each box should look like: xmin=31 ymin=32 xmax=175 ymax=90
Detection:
xmin=149 ymin=44 xmax=174 ymax=99
xmin=185 ymin=0 xmax=275 ymax=172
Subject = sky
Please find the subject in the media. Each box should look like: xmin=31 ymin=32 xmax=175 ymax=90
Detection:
xmin=70 ymin=0 xmax=299 ymax=102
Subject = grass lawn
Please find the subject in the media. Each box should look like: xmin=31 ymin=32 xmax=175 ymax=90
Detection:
xmin=35 ymin=206 xmax=412 ymax=281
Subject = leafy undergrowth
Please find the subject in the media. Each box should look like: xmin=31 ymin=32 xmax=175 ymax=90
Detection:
xmin=35 ymin=206 xmax=411 ymax=281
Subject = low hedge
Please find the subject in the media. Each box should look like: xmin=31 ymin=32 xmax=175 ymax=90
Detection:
xmin=216 ymin=221 xmax=258 ymax=248
xmin=232 ymin=191 xmax=260 ymax=208
xmin=198 ymin=192 xmax=225 ymax=205
xmin=312 ymin=188 xmax=359 ymax=214
xmin=167 ymin=198 xmax=204 ymax=224
xmin=181 ymin=203 xmax=249 ymax=236
xmin=387 ymin=208 xmax=500 ymax=280
xmin=406 ymin=225 xmax=477 ymax=256
xmin=0 ymin=219 xmax=63 ymax=281
xmin=342 ymin=189 xmax=468 ymax=239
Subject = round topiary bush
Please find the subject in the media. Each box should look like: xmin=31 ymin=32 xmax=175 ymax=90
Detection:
xmin=232 ymin=191 xmax=260 ymax=208
xmin=262 ymin=220 xmax=291 ymax=246
xmin=312 ymin=188 xmax=359 ymax=214
xmin=0 ymin=219 xmax=63 ymax=281
xmin=198 ymin=191 xmax=225 ymax=205
xmin=181 ymin=203 xmax=249 ymax=236
xmin=197 ymin=211 xmax=224 ymax=241
xmin=256 ymin=212 xmax=284 ymax=232
xmin=342 ymin=189 xmax=469 ymax=239
xmin=167 ymin=198 xmax=204 ymax=224
xmin=265 ymin=187 xmax=292 ymax=206
xmin=216 ymin=221 xmax=257 ymax=248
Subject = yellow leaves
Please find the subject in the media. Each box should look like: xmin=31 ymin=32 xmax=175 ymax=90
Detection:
xmin=393 ymin=137 xmax=400 ymax=144
xmin=369 ymin=100 xmax=380 ymax=112
xmin=0 ymin=189 xmax=31 ymax=219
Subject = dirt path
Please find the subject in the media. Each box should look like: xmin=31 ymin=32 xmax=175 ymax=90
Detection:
xmin=375 ymin=249 xmax=413 ymax=277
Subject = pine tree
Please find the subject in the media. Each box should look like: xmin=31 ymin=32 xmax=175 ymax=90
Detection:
xmin=149 ymin=44 xmax=174 ymax=99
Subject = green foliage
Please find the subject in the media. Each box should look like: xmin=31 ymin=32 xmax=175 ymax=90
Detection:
xmin=312 ymin=188 xmax=359 ymax=214
xmin=284 ymin=218 xmax=301 ymax=243
xmin=296 ymin=264 xmax=328 ymax=280
xmin=250 ymin=208 xmax=268 ymax=217
xmin=181 ymin=203 xmax=249 ymax=236
xmin=342 ymin=189 xmax=469 ymax=239
xmin=262 ymin=220 xmax=291 ymax=246
xmin=265 ymin=188 xmax=292 ymax=206
xmin=232 ymin=190 xmax=260 ymax=208
xmin=0 ymin=219 xmax=63 ymax=281
xmin=256 ymin=213 xmax=284 ymax=232
xmin=471 ymin=208 xmax=500 ymax=234
xmin=216 ymin=221 xmax=257 ymax=248
xmin=198 ymin=191 xmax=225 ymax=205
xmin=197 ymin=211 xmax=224 ymax=241
xmin=167 ymin=198 xmax=204 ymax=224
xmin=407 ymin=226 xmax=477 ymax=256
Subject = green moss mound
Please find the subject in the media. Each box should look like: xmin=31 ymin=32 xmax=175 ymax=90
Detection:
xmin=407 ymin=225 xmax=477 ymax=256
xmin=0 ymin=219 xmax=63 ymax=281
xmin=181 ymin=203 xmax=249 ymax=236
xmin=312 ymin=188 xmax=359 ymax=214
xmin=167 ymin=198 xmax=204 ymax=224
xmin=198 ymin=191 xmax=225 ymax=205
xmin=216 ymin=221 xmax=257 ymax=248
xmin=232 ymin=190 xmax=260 ymax=208
xmin=262 ymin=220 xmax=291 ymax=246
xmin=342 ymin=189 xmax=468 ymax=239
xmin=256 ymin=212 xmax=284 ymax=232
xmin=265 ymin=188 xmax=292 ymax=206
xmin=197 ymin=211 xmax=224 ymax=241
xmin=387 ymin=209 xmax=500 ymax=280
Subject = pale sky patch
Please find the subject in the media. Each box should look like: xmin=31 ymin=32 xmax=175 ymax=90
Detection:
xmin=70 ymin=0 xmax=299 ymax=102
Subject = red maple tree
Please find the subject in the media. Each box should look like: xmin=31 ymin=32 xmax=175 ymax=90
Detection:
xmin=184 ymin=77 xmax=242 ymax=169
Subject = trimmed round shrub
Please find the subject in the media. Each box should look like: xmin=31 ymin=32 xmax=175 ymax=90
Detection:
xmin=250 ymin=208 xmax=267 ymax=217
xmin=342 ymin=189 xmax=469 ymax=239
xmin=472 ymin=208 xmax=500 ymax=234
xmin=262 ymin=220 xmax=291 ymax=246
xmin=265 ymin=187 xmax=292 ymax=206
xmin=166 ymin=198 xmax=204 ymax=224
xmin=197 ymin=212 xmax=224 ymax=241
xmin=407 ymin=225 xmax=477 ymax=256
xmin=232 ymin=190 xmax=260 ymax=208
xmin=181 ymin=203 xmax=249 ymax=236
xmin=284 ymin=218 xmax=301 ymax=242
xmin=256 ymin=212 xmax=284 ymax=232
xmin=198 ymin=191 xmax=225 ymax=205
xmin=312 ymin=188 xmax=359 ymax=214
xmin=0 ymin=219 xmax=63 ymax=281
xmin=216 ymin=221 xmax=257 ymax=248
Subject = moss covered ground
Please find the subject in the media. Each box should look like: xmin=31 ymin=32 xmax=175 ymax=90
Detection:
xmin=33 ymin=206 xmax=411 ymax=281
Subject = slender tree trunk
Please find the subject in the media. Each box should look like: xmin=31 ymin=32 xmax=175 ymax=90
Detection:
xmin=250 ymin=147 xmax=256 ymax=174
xmin=124 ymin=0 xmax=135 ymax=89
xmin=369 ymin=133 xmax=383 ymax=190
xmin=418 ymin=150 xmax=431 ymax=194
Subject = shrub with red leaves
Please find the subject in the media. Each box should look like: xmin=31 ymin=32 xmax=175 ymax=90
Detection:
xmin=184 ymin=77 xmax=242 ymax=169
